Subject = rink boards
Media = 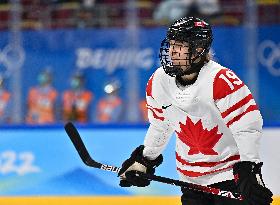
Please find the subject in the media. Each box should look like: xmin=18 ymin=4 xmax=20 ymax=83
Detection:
xmin=0 ymin=196 xmax=280 ymax=205
xmin=0 ymin=126 xmax=279 ymax=203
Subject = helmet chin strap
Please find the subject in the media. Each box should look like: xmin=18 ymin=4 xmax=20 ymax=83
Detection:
xmin=177 ymin=55 xmax=207 ymax=76
xmin=174 ymin=55 xmax=208 ymax=86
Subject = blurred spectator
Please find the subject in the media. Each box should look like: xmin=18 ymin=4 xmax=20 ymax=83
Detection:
xmin=83 ymin=0 xmax=96 ymax=9
xmin=153 ymin=0 xmax=221 ymax=23
xmin=76 ymin=0 xmax=99 ymax=28
xmin=62 ymin=72 xmax=93 ymax=123
xmin=26 ymin=69 xmax=58 ymax=124
xmin=95 ymin=79 xmax=123 ymax=123
xmin=0 ymin=74 xmax=11 ymax=124
xmin=139 ymin=98 xmax=148 ymax=123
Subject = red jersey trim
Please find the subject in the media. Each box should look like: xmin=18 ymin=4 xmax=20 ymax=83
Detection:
xmin=177 ymin=165 xmax=233 ymax=177
xmin=146 ymin=73 xmax=155 ymax=99
xmin=146 ymin=104 xmax=164 ymax=121
xmin=221 ymin=94 xmax=254 ymax=119
xmin=213 ymin=69 xmax=245 ymax=101
xmin=176 ymin=152 xmax=240 ymax=167
xmin=226 ymin=105 xmax=259 ymax=127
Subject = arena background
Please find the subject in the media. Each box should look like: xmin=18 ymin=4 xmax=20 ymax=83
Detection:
xmin=0 ymin=0 xmax=279 ymax=204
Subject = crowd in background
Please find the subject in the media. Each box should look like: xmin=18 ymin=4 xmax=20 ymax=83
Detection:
xmin=0 ymin=0 xmax=279 ymax=30
xmin=0 ymin=70 xmax=148 ymax=125
xmin=0 ymin=0 xmax=279 ymax=125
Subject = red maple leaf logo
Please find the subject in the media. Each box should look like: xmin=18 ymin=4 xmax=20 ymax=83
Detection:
xmin=176 ymin=116 xmax=222 ymax=155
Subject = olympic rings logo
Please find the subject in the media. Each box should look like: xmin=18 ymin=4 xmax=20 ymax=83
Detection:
xmin=258 ymin=40 xmax=280 ymax=76
xmin=0 ymin=44 xmax=25 ymax=76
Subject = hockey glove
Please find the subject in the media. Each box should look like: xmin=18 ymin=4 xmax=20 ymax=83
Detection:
xmin=233 ymin=161 xmax=273 ymax=205
xmin=118 ymin=145 xmax=163 ymax=187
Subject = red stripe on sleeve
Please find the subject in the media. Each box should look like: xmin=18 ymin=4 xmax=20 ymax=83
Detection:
xmin=146 ymin=104 xmax=164 ymax=121
xmin=147 ymin=104 xmax=163 ymax=113
xmin=221 ymin=94 xmax=254 ymax=118
xmin=226 ymin=105 xmax=259 ymax=127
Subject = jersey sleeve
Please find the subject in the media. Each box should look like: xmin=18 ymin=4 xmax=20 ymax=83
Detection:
xmin=213 ymin=68 xmax=262 ymax=163
xmin=143 ymin=71 xmax=174 ymax=160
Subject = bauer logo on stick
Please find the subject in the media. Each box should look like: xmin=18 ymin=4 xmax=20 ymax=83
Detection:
xmin=101 ymin=164 xmax=120 ymax=173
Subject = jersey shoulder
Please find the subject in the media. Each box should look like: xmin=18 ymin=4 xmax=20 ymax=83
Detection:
xmin=146 ymin=67 xmax=170 ymax=100
xmin=212 ymin=65 xmax=245 ymax=101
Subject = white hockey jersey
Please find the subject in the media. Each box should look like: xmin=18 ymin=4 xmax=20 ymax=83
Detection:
xmin=142 ymin=60 xmax=263 ymax=186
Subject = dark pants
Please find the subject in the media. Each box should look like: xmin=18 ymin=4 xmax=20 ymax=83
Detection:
xmin=181 ymin=180 xmax=249 ymax=205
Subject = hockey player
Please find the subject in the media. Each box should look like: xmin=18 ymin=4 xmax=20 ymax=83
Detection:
xmin=118 ymin=17 xmax=273 ymax=205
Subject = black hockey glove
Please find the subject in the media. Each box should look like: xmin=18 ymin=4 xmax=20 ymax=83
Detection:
xmin=118 ymin=145 xmax=163 ymax=187
xmin=233 ymin=161 xmax=273 ymax=205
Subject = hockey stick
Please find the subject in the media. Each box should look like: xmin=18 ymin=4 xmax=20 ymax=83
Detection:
xmin=64 ymin=122 xmax=243 ymax=200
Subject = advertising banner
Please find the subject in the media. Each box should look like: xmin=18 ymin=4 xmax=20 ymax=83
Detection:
xmin=0 ymin=127 xmax=179 ymax=196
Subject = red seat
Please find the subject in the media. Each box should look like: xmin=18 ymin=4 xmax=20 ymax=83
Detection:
xmin=0 ymin=10 xmax=9 ymax=21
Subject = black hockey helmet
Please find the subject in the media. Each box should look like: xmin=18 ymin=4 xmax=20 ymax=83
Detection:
xmin=160 ymin=16 xmax=213 ymax=77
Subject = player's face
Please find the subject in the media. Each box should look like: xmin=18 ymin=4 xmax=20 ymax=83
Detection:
xmin=169 ymin=40 xmax=203 ymax=72
xmin=169 ymin=40 xmax=190 ymax=70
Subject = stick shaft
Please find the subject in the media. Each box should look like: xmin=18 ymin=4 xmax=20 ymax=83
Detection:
xmin=64 ymin=122 xmax=243 ymax=200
